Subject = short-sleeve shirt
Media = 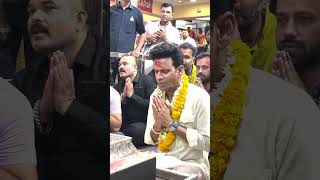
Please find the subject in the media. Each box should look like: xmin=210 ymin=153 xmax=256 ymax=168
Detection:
xmin=110 ymin=3 xmax=146 ymax=53
xmin=110 ymin=86 xmax=121 ymax=114
xmin=0 ymin=77 xmax=36 ymax=166
xmin=145 ymin=21 xmax=181 ymax=45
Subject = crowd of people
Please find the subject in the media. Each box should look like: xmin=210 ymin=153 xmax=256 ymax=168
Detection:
xmin=110 ymin=1 xmax=211 ymax=179
xmin=1 ymin=0 xmax=320 ymax=179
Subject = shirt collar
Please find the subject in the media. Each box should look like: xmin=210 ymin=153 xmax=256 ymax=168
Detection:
xmin=158 ymin=21 xmax=173 ymax=28
xmin=35 ymin=34 xmax=96 ymax=77
xmin=132 ymin=71 xmax=141 ymax=84
xmin=73 ymin=34 xmax=96 ymax=68
xmin=116 ymin=1 xmax=133 ymax=10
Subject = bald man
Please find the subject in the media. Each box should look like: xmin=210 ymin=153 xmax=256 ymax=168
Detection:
xmin=114 ymin=55 xmax=156 ymax=147
xmin=13 ymin=0 xmax=107 ymax=179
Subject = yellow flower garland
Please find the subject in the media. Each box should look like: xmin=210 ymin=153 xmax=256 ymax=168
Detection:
xmin=157 ymin=74 xmax=189 ymax=152
xmin=210 ymin=40 xmax=251 ymax=180
xmin=188 ymin=64 xmax=197 ymax=84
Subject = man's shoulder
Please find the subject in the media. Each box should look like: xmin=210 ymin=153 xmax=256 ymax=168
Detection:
xmin=0 ymin=77 xmax=32 ymax=113
xmin=247 ymin=67 xmax=318 ymax=114
xmin=170 ymin=25 xmax=180 ymax=32
xmin=187 ymin=83 xmax=209 ymax=99
xmin=248 ymin=67 xmax=307 ymax=98
xmin=141 ymin=73 xmax=156 ymax=83
xmin=110 ymin=86 xmax=121 ymax=98
xmin=131 ymin=5 xmax=143 ymax=13
xmin=146 ymin=21 xmax=159 ymax=27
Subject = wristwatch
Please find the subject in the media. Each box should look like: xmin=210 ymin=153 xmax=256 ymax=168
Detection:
xmin=168 ymin=121 xmax=180 ymax=131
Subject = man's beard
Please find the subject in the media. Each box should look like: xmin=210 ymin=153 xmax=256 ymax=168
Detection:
xmin=279 ymin=38 xmax=320 ymax=75
xmin=198 ymin=74 xmax=210 ymax=84
xmin=291 ymin=42 xmax=320 ymax=75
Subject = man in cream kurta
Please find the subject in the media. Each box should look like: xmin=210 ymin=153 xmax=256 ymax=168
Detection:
xmin=144 ymin=43 xmax=210 ymax=180
xmin=145 ymin=84 xmax=210 ymax=178
xmin=221 ymin=67 xmax=320 ymax=180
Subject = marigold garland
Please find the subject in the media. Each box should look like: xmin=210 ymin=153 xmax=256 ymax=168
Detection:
xmin=188 ymin=64 xmax=197 ymax=84
xmin=155 ymin=74 xmax=189 ymax=152
xmin=210 ymin=40 xmax=251 ymax=180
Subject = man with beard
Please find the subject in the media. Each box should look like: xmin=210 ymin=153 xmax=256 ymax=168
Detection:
xmin=234 ymin=0 xmax=277 ymax=72
xmin=195 ymin=52 xmax=210 ymax=92
xmin=273 ymin=0 xmax=320 ymax=107
xmin=210 ymin=0 xmax=320 ymax=179
xmin=13 ymin=0 xmax=107 ymax=179
xmin=179 ymin=42 xmax=197 ymax=84
xmin=114 ymin=55 xmax=156 ymax=147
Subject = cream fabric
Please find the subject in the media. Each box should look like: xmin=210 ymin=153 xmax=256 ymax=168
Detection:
xmin=145 ymin=84 xmax=210 ymax=179
xmin=222 ymin=67 xmax=320 ymax=180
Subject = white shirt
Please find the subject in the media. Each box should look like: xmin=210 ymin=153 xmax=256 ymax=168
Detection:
xmin=144 ymin=84 xmax=210 ymax=179
xmin=0 ymin=77 xmax=36 ymax=166
xmin=219 ymin=68 xmax=320 ymax=180
xmin=181 ymin=36 xmax=197 ymax=47
xmin=110 ymin=86 xmax=121 ymax=114
xmin=145 ymin=21 xmax=181 ymax=45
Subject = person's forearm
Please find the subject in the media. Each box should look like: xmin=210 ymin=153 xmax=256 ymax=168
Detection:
xmin=0 ymin=168 xmax=18 ymax=180
xmin=146 ymin=34 xmax=155 ymax=43
xmin=0 ymin=165 xmax=37 ymax=180
xmin=110 ymin=114 xmax=121 ymax=132
xmin=175 ymin=125 xmax=188 ymax=142
xmin=150 ymin=124 xmax=161 ymax=143
xmin=135 ymin=34 xmax=146 ymax=52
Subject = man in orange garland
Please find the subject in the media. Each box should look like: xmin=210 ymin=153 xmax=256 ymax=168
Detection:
xmin=144 ymin=43 xmax=210 ymax=180
xmin=211 ymin=0 xmax=320 ymax=179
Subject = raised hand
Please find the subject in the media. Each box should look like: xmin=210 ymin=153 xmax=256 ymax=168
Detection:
xmin=152 ymin=95 xmax=172 ymax=129
xmin=51 ymin=50 xmax=76 ymax=115
xmin=272 ymin=51 xmax=306 ymax=90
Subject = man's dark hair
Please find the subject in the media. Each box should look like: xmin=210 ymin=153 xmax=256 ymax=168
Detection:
xmin=161 ymin=2 xmax=174 ymax=12
xmin=149 ymin=43 xmax=183 ymax=69
xmin=212 ymin=0 xmax=234 ymax=19
xmin=179 ymin=42 xmax=197 ymax=58
xmin=195 ymin=52 xmax=210 ymax=65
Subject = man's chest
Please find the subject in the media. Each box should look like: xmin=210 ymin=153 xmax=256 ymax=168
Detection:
xmin=110 ymin=9 xmax=138 ymax=29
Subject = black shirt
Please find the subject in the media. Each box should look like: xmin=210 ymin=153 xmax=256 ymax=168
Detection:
xmin=114 ymin=72 xmax=156 ymax=129
xmin=110 ymin=2 xmax=145 ymax=53
xmin=13 ymin=35 xmax=107 ymax=180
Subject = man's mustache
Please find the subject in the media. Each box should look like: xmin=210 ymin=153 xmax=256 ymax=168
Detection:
xmin=278 ymin=40 xmax=305 ymax=50
xmin=197 ymin=73 xmax=206 ymax=77
xmin=29 ymin=23 xmax=48 ymax=35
